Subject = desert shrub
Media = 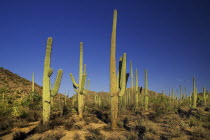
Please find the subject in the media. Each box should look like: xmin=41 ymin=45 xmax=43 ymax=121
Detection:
xmin=93 ymin=109 xmax=110 ymax=124
xmin=42 ymin=132 xmax=65 ymax=140
xmin=13 ymin=131 xmax=27 ymax=140
xmin=34 ymin=118 xmax=64 ymax=133
xmin=152 ymin=96 xmax=176 ymax=117
xmin=0 ymin=117 xmax=13 ymax=131
xmin=73 ymin=133 xmax=81 ymax=140
xmin=135 ymin=125 xmax=146 ymax=139
xmin=34 ymin=123 xmax=54 ymax=133
xmin=0 ymin=102 xmax=12 ymax=117
xmin=21 ymin=93 xmax=42 ymax=110
xmin=187 ymin=116 xmax=202 ymax=127
xmin=192 ymin=126 xmax=210 ymax=139
xmin=13 ymin=119 xmax=28 ymax=128
xmin=144 ymin=132 xmax=160 ymax=140
xmin=102 ymin=125 xmax=112 ymax=131
xmin=123 ymin=132 xmax=138 ymax=140
xmin=64 ymin=118 xmax=76 ymax=130
xmin=143 ymin=121 xmax=158 ymax=134
xmin=86 ymin=128 xmax=105 ymax=140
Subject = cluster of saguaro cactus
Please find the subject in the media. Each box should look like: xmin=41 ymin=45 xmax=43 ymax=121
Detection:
xmin=70 ymin=42 xmax=88 ymax=118
xmin=42 ymin=37 xmax=63 ymax=124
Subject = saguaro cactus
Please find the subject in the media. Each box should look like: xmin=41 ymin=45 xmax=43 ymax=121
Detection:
xmin=172 ymin=89 xmax=175 ymax=102
xmin=32 ymin=72 xmax=35 ymax=92
xmin=192 ymin=77 xmax=197 ymax=108
xmin=144 ymin=69 xmax=148 ymax=111
xmin=130 ymin=61 xmax=134 ymax=104
xmin=110 ymin=9 xmax=118 ymax=129
xmin=42 ymin=37 xmax=63 ymax=124
xmin=203 ymin=86 xmax=208 ymax=106
xmin=70 ymin=42 xmax=88 ymax=118
xmin=135 ymin=69 xmax=139 ymax=111
xmin=179 ymin=85 xmax=182 ymax=100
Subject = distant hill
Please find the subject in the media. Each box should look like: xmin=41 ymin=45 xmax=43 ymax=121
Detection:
xmin=0 ymin=67 xmax=42 ymax=97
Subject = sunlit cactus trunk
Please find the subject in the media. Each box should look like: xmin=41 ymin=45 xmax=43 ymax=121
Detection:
xmin=70 ymin=43 xmax=88 ymax=118
xmin=135 ymin=69 xmax=139 ymax=111
xmin=42 ymin=37 xmax=63 ymax=124
xmin=144 ymin=69 xmax=148 ymax=111
xmin=119 ymin=54 xmax=127 ymax=112
xmin=32 ymin=72 xmax=35 ymax=92
xmin=192 ymin=77 xmax=197 ymax=108
xmin=203 ymin=86 xmax=208 ymax=106
xmin=172 ymin=89 xmax=175 ymax=103
xmin=110 ymin=9 xmax=119 ymax=129
xmin=130 ymin=61 xmax=134 ymax=105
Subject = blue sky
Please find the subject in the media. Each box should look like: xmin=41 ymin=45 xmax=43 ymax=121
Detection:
xmin=0 ymin=0 xmax=209 ymax=96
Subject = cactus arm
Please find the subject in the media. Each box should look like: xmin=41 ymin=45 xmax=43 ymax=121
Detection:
xmin=51 ymin=69 xmax=63 ymax=97
xmin=83 ymin=89 xmax=88 ymax=94
xmin=48 ymin=68 xmax=53 ymax=77
xmin=73 ymin=88 xmax=79 ymax=94
xmin=119 ymin=53 xmax=126 ymax=97
xmin=70 ymin=73 xmax=79 ymax=88
xmin=126 ymin=73 xmax=129 ymax=86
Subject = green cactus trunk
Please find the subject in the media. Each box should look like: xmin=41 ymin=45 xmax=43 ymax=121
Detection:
xmin=135 ymin=69 xmax=139 ymax=111
xmin=144 ymin=69 xmax=148 ymax=111
xmin=192 ymin=77 xmax=197 ymax=108
xmin=172 ymin=89 xmax=174 ymax=103
xmin=70 ymin=42 xmax=88 ymax=118
xmin=42 ymin=37 xmax=63 ymax=124
xmin=32 ymin=72 xmax=35 ymax=92
xmin=110 ymin=9 xmax=118 ymax=129
xmin=130 ymin=61 xmax=134 ymax=105
xmin=203 ymin=86 xmax=208 ymax=106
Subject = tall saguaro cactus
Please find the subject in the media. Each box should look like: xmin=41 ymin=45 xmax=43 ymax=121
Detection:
xmin=42 ymin=37 xmax=63 ymax=124
xmin=32 ymin=72 xmax=35 ymax=92
xmin=110 ymin=9 xmax=118 ymax=129
xmin=70 ymin=42 xmax=88 ymax=118
xmin=203 ymin=86 xmax=208 ymax=106
xmin=144 ymin=69 xmax=148 ymax=111
xmin=192 ymin=77 xmax=197 ymax=108
xmin=130 ymin=61 xmax=134 ymax=103
xmin=135 ymin=69 xmax=139 ymax=111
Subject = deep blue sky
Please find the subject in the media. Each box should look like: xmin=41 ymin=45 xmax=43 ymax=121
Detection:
xmin=0 ymin=0 xmax=210 ymax=96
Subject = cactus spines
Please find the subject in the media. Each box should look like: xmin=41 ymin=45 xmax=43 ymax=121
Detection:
xmin=203 ymin=86 xmax=208 ymax=106
xmin=70 ymin=42 xmax=88 ymax=118
xmin=144 ymin=69 xmax=148 ymax=111
xmin=42 ymin=37 xmax=63 ymax=124
xmin=32 ymin=72 xmax=35 ymax=92
xmin=192 ymin=77 xmax=197 ymax=108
